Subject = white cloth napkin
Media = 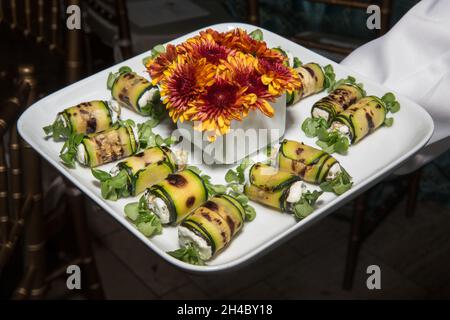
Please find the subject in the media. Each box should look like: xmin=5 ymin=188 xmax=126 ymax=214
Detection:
xmin=341 ymin=0 xmax=450 ymax=174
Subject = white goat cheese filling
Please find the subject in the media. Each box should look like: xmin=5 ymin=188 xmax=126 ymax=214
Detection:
xmin=312 ymin=107 xmax=330 ymax=122
xmin=145 ymin=193 xmax=171 ymax=224
xmin=138 ymin=87 xmax=158 ymax=108
xmin=76 ymin=143 xmax=88 ymax=165
xmin=286 ymin=181 xmax=307 ymax=204
xmin=178 ymin=226 xmax=212 ymax=260
xmin=326 ymin=163 xmax=342 ymax=181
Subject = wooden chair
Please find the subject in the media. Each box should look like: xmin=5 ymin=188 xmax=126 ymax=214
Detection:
xmin=0 ymin=0 xmax=108 ymax=299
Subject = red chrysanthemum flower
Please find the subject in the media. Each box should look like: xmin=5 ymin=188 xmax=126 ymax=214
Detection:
xmin=192 ymin=77 xmax=256 ymax=141
xmin=160 ymin=57 xmax=216 ymax=122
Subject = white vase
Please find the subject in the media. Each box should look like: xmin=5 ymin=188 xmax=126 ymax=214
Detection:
xmin=176 ymin=94 xmax=286 ymax=165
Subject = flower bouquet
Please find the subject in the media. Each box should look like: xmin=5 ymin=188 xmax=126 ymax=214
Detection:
xmin=144 ymin=28 xmax=302 ymax=163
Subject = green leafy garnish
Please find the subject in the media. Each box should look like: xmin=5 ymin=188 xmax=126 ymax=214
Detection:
xmin=124 ymin=195 xmax=162 ymax=237
xmin=151 ymin=44 xmax=166 ymax=58
xmin=225 ymin=157 xmax=254 ymax=185
xmin=139 ymin=88 xmax=166 ymax=120
xmin=249 ymin=29 xmax=263 ymax=41
xmin=187 ymin=166 xmax=226 ymax=196
xmin=43 ymin=116 xmax=71 ymax=141
xmin=319 ymin=168 xmax=353 ymax=195
xmin=381 ymin=92 xmax=400 ymax=113
xmin=167 ymin=244 xmax=205 ymax=266
xmin=92 ymin=168 xmax=130 ymax=201
xmin=323 ymin=64 xmax=336 ymax=91
xmin=292 ymin=190 xmax=323 ymax=220
xmin=301 ymin=117 xmax=330 ymax=137
xmin=107 ymin=66 xmax=133 ymax=89
xmin=231 ymin=191 xmax=256 ymax=222
xmin=137 ymin=119 xmax=178 ymax=150
xmin=316 ymin=129 xmax=350 ymax=155
xmin=328 ymin=75 xmax=365 ymax=96
xmin=384 ymin=117 xmax=394 ymax=127
xmin=59 ymin=133 xmax=84 ymax=168
xmin=293 ymin=57 xmax=302 ymax=68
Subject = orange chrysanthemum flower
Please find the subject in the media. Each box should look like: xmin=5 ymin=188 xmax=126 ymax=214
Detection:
xmin=220 ymin=53 xmax=274 ymax=117
xmin=181 ymin=35 xmax=234 ymax=65
xmin=146 ymin=44 xmax=180 ymax=84
xmin=160 ymin=57 xmax=215 ymax=122
xmin=192 ymin=77 xmax=257 ymax=141
xmin=258 ymin=58 xmax=301 ymax=96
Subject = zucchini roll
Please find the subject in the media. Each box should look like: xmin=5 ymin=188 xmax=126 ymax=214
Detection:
xmin=142 ymin=169 xmax=208 ymax=225
xmin=277 ymin=139 xmax=342 ymax=184
xmin=108 ymin=66 xmax=163 ymax=116
xmin=311 ymin=82 xmax=365 ymax=123
xmin=43 ymin=100 xmax=120 ymax=140
xmin=244 ymin=163 xmax=321 ymax=218
xmin=61 ymin=123 xmax=137 ymax=168
xmin=330 ymin=96 xmax=386 ymax=144
xmin=287 ymin=63 xmax=332 ymax=106
xmin=92 ymin=146 xmax=187 ymax=200
xmin=177 ymin=194 xmax=245 ymax=260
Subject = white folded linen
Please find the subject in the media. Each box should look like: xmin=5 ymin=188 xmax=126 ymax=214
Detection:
xmin=341 ymin=0 xmax=450 ymax=174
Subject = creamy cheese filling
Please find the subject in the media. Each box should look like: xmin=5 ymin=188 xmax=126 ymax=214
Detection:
xmin=330 ymin=122 xmax=350 ymax=137
xmin=145 ymin=192 xmax=171 ymax=224
xmin=107 ymin=100 xmax=121 ymax=123
xmin=138 ymin=87 xmax=158 ymax=108
xmin=109 ymin=165 xmax=120 ymax=176
xmin=286 ymin=181 xmax=307 ymax=204
xmin=76 ymin=143 xmax=88 ymax=165
xmin=326 ymin=163 xmax=342 ymax=181
xmin=178 ymin=226 xmax=212 ymax=260
xmin=173 ymin=149 xmax=188 ymax=170
xmin=312 ymin=107 xmax=330 ymax=122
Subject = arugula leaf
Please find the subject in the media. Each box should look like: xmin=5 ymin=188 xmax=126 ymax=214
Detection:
xmin=316 ymin=130 xmax=350 ymax=155
xmin=381 ymin=92 xmax=400 ymax=114
xmin=301 ymin=117 xmax=330 ymax=137
xmin=137 ymin=119 xmax=177 ymax=150
xmin=225 ymin=157 xmax=254 ymax=185
xmin=292 ymin=190 xmax=322 ymax=220
xmin=139 ymin=89 xmax=167 ymax=120
xmin=320 ymin=168 xmax=353 ymax=195
xmin=293 ymin=57 xmax=302 ymax=68
xmin=384 ymin=117 xmax=394 ymax=127
xmin=43 ymin=117 xmax=71 ymax=141
xmin=59 ymin=133 xmax=84 ymax=168
xmin=249 ymin=29 xmax=263 ymax=41
xmin=167 ymin=244 xmax=205 ymax=266
xmin=151 ymin=44 xmax=166 ymax=58
xmin=124 ymin=195 xmax=162 ymax=237
xmin=323 ymin=64 xmax=336 ymax=91
xmin=93 ymin=169 xmax=130 ymax=200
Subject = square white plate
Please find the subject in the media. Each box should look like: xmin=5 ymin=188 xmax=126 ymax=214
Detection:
xmin=18 ymin=23 xmax=434 ymax=273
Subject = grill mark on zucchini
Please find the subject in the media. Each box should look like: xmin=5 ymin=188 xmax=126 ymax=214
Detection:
xmin=167 ymin=174 xmax=187 ymax=187
xmin=186 ymin=196 xmax=196 ymax=209
xmin=203 ymin=200 xmax=219 ymax=212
